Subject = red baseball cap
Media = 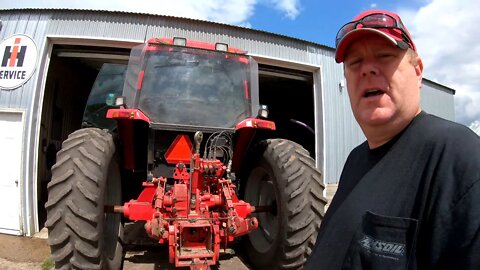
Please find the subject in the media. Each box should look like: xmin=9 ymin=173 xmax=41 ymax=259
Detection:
xmin=335 ymin=10 xmax=416 ymax=63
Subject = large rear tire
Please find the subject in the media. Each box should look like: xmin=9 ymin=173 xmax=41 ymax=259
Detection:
xmin=244 ymin=139 xmax=327 ymax=269
xmin=45 ymin=128 xmax=123 ymax=270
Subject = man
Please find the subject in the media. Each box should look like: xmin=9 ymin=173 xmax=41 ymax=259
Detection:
xmin=305 ymin=9 xmax=480 ymax=269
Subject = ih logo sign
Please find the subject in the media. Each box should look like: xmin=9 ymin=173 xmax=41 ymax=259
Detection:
xmin=0 ymin=34 xmax=38 ymax=90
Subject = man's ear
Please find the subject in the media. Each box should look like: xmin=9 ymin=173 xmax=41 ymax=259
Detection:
xmin=415 ymin=56 xmax=424 ymax=84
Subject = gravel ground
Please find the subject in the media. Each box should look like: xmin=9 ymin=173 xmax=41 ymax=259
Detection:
xmin=0 ymin=232 xmax=49 ymax=270
xmin=0 ymin=257 xmax=44 ymax=270
xmin=0 ymin=224 xmax=252 ymax=270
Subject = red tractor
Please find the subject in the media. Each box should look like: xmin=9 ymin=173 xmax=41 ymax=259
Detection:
xmin=45 ymin=37 xmax=326 ymax=269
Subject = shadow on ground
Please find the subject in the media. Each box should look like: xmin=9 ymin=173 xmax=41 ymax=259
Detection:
xmin=0 ymin=222 xmax=253 ymax=270
xmin=123 ymin=222 xmax=253 ymax=270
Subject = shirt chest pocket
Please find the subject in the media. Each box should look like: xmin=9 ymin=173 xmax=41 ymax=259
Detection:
xmin=342 ymin=211 xmax=418 ymax=270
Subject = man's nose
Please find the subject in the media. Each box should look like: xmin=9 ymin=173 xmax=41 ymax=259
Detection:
xmin=361 ymin=61 xmax=379 ymax=77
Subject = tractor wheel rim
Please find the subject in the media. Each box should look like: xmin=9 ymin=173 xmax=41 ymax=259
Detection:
xmin=246 ymin=167 xmax=279 ymax=253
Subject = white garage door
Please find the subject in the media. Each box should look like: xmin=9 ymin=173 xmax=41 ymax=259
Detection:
xmin=0 ymin=110 xmax=24 ymax=235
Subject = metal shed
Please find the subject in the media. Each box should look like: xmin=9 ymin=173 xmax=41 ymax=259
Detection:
xmin=0 ymin=8 xmax=455 ymax=236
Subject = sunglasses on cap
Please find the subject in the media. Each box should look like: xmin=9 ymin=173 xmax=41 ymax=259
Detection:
xmin=335 ymin=13 xmax=415 ymax=51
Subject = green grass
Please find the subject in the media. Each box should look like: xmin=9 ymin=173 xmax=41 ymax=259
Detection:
xmin=41 ymin=257 xmax=54 ymax=270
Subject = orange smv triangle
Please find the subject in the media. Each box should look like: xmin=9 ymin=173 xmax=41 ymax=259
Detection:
xmin=165 ymin=135 xmax=193 ymax=164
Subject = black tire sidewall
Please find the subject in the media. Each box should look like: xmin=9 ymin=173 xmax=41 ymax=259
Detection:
xmin=245 ymin=156 xmax=288 ymax=268
xmin=243 ymin=139 xmax=325 ymax=270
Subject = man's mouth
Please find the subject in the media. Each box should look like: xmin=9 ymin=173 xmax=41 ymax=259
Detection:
xmin=364 ymin=89 xmax=384 ymax=98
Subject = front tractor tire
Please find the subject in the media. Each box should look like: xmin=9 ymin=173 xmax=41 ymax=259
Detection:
xmin=45 ymin=128 xmax=123 ymax=270
xmin=244 ymin=139 xmax=327 ymax=270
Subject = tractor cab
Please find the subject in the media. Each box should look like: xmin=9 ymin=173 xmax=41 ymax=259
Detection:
xmin=120 ymin=37 xmax=260 ymax=131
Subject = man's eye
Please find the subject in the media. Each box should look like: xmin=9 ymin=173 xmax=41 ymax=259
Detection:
xmin=346 ymin=60 xmax=361 ymax=68
xmin=345 ymin=56 xmax=361 ymax=66
xmin=378 ymin=53 xmax=395 ymax=58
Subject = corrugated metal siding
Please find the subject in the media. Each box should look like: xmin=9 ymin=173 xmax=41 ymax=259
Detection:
xmin=146 ymin=16 xmax=316 ymax=63
xmin=0 ymin=12 xmax=49 ymax=109
xmin=0 ymin=10 xmax=52 ymax=235
xmin=0 ymin=9 xmax=456 ymax=233
xmin=316 ymin=49 xmax=365 ymax=184
xmin=421 ymin=80 xmax=455 ymax=121
xmin=46 ymin=12 xmax=149 ymax=41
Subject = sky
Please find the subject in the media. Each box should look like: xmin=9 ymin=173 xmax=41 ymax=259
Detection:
xmin=2 ymin=0 xmax=480 ymax=131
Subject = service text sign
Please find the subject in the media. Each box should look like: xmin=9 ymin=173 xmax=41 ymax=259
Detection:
xmin=0 ymin=34 xmax=38 ymax=90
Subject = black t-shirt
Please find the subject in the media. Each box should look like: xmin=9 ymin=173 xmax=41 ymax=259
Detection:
xmin=305 ymin=111 xmax=480 ymax=270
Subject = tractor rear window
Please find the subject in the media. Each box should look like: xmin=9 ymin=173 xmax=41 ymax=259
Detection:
xmin=137 ymin=46 xmax=253 ymax=129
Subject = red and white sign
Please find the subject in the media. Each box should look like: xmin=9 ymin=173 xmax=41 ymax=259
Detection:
xmin=0 ymin=34 xmax=38 ymax=90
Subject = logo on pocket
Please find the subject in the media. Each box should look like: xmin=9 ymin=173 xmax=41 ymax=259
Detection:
xmin=359 ymin=235 xmax=405 ymax=257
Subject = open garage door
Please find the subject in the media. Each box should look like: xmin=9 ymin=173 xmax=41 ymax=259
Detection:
xmin=37 ymin=44 xmax=130 ymax=228
xmin=258 ymin=64 xmax=316 ymax=157
xmin=37 ymin=51 xmax=317 ymax=230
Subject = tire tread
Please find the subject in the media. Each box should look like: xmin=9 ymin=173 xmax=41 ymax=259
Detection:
xmin=45 ymin=128 xmax=122 ymax=269
xmin=250 ymin=138 xmax=326 ymax=270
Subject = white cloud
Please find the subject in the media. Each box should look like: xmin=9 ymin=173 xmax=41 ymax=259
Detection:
xmin=398 ymin=0 xmax=480 ymax=126
xmin=202 ymin=0 xmax=257 ymax=25
xmin=469 ymin=121 xmax=480 ymax=135
xmin=269 ymin=0 xmax=301 ymax=19
xmin=3 ymin=0 xmax=299 ymax=25
xmin=4 ymin=0 xmax=259 ymax=25
xmin=4 ymin=0 xmax=301 ymax=28
xmin=370 ymin=3 xmax=378 ymax=8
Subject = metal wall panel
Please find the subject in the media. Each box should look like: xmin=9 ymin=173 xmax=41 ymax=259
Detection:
xmin=421 ymin=79 xmax=455 ymax=121
xmin=46 ymin=11 xmax=148 ymax=42
xmin=1 ymin=13 xmax=38 ymax=108
xmin=0 ymin=12 xmax=49 ymax=108
xmin=313 ymin=48 xmax=364 ymax=184
xmin=0 ymin=10 xmax=52 ymax=235
xmin=145 ymin=16 xmax=315 ymax=63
